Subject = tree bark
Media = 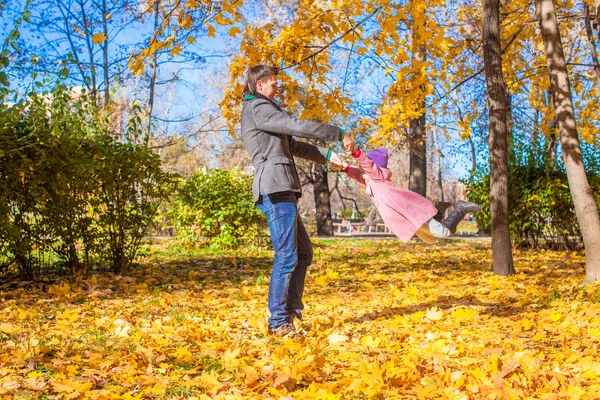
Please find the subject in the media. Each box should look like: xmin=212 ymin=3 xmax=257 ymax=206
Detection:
xmin=312 ymin=163 xmax=334 ymax=237
xmin=56 ymin=0 xmax=90 ymax=93
xmin=78 ymin=0 xmax=97 ymax=98
xmin=584 ymin=3 xmax=600 ymax=89
xmin=536 ymin=0 xmax=600 ymax=283
xmin=409 ymin=27 xmax=427 ymax=197
xmin=146 ymin=0 xmax=160 ymax=145
xmin=102 ymin=0 xmax=110 ymax=107
xmin=454 ymin=93 xmax=478 ymax=172
xmin=596 ymin=0 xmax=600 ymax=39
xmin=409 ymin=114 xmax=427 ymax=197
xmin=546 ymin=89 xmax=559 ymax=169
xmin=481 ymin=0 xmax=515 ymax=276
xmin=432 ymin=125 xmax=444 ymax=201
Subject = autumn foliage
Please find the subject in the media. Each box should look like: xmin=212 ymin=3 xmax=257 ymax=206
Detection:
xmin=0 ymin=239 xmax=598 ymax=399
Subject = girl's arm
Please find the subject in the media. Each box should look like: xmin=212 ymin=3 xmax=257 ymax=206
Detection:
xmin=344 ymin=164 xmax=365 ymax=185
xmin=352 ymin=148 xmax=387 ymax=181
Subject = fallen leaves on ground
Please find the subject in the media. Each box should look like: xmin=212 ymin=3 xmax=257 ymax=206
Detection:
xmin=0 ymin=239 xmax=599 ymax=399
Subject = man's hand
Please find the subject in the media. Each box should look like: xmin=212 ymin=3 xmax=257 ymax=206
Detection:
xmin=329 ymin=151 xmax=346 ymax=170
xmin=342 ymin=132 xmax=355 ymax=154
xmin=342 ymin=132 xmax=356 ymax=154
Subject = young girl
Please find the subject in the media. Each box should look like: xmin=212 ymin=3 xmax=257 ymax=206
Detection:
xmin=338 ymin=145 xmax=480 ymax=244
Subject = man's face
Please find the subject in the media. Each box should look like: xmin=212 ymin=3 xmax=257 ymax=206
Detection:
xmin=256 ymin=75 xmax=279 ymax=101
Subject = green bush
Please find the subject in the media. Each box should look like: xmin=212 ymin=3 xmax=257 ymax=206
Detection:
xmin=0 ymin=75 xmax=174 ymax=278
xmin=465 ymin=155 xmax=600 ymax=250
xmin=94 ymin=137 xmax=174 ymax=273
xmin=170 ymin=168 xmax=266 ymax=249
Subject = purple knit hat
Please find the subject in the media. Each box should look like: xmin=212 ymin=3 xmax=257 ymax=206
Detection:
xmin=367 ymin=148 xmax=389 ymax=169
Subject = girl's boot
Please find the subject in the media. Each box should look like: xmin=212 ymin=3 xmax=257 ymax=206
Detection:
xmin=441 ymin=201 xmax=481 ymax=234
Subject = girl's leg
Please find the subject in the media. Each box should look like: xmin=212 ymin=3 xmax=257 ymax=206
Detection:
xmin=427 ymin=219 xmax=451 ymax=238
xmin=415 ymin=219 xmax=450 ymax=244
xmin=415 ymin=223 xmax=437 ymax=244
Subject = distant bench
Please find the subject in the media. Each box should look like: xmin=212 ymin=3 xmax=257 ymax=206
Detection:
xmin=332 ymin=221 xmax=392 ymax=236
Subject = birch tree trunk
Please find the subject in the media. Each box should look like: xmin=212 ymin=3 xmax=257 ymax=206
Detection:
xmin=536 ymin=0 xmax=600 ymax=283
xmin=481 ymin=0 xmax=515 ymax=276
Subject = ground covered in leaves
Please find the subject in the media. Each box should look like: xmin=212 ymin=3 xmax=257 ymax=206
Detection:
xmin=1 ymin=238 xmax=599 ymax=399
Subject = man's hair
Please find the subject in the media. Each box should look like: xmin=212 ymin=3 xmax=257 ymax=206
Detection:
xmin=242 ymin=65 xmax=279 ymax=96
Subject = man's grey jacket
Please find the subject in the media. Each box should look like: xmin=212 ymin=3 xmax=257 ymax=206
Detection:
xmin=240 ymin=93 xmax=341 ymax=203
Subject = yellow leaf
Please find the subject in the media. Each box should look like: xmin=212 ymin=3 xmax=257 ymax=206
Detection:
xmin=173 ymin=346 xmax=192 ymax=360
xmin=66 ymin=365 xmax=79 ymax=376
xmin=452 ymin=307 xmax=477 ymax=319
xmin=243 ymin=366 xmax=259 ymax=385
xmin=207 ymin=25 xmax=216 ymax=38
xmin=267 ymin=386 xmax=283 ymax=396
xmin=0 ymin=323 xmax=18 ymax=334
xmin=425 ymin=307 xmax=444 ymax=321
xmin=521 ymin=319 xmax=534 ymax=331
xmin=229 ymin=27 xmax=241 ymax=37
xmin=222 ymin=348 xmax=240 ymax=369
xmin=113 ymin=324 xmax=130 ymax=338
xmin=170 ymin=45 xmax=182 ymax=56
xmin=48 ymin=281 xmax=71 ymax=295
xmin=57 ymin=309 xmax=78 ymax=323
xmin=92 ymin=33 xmax=107 ymax=45
xmin=328 ymin=331 xmax=348 ymax=344
xmin=51 ymin=381 xmax=75 ymax=393
xmin=314 ymin=275 xmax=329 ymax=286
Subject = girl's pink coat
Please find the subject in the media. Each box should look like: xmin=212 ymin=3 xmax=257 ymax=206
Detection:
xmin=346 ymin=150 xmax=437 ymax=242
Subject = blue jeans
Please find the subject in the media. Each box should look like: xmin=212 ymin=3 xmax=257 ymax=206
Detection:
xmin=257 ymin=195 xmax=313 ymax=329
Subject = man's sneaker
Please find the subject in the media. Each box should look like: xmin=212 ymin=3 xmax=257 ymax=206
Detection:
xmin=268 ymin=323 xmax=303 ymax=339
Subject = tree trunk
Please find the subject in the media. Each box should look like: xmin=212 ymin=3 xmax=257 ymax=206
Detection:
xmin=596 ymin=0 xmax=600 ymax=39
xmin=409 ymin=34 xmax=427 ymax=197
xmin=481 ymin=0 xmax=515 ymax=276
xmin=146 ymin=0 xmax=160 ymax=145
xmin=545 ymin=89 xmax=559 ymax=169
xmin=432 ymin=125 xmax=444 ymax=201
xmin=56 ymin=0 xmax=90 ymax=93
xmin=313 ymin=163 xmax=334 ymax=237
xmin=102 ymin=0 xmax=110 ymax=107
xmin=536 ymin=0 xmax=600 ymax=283
xmin=584 ymin=3 xmax=600 ymax=89
xmin=468 ymin=135 xmax=477 ymax=173
xmin=453 ymin=93 xmax=478 ymax=172
xmin=79 ymin=0 xmax=97 ymax=98
xmin=409 ymin=115 xmax=427 ymax=197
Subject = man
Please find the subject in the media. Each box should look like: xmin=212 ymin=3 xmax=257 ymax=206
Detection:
xmin=240 ymin=65 xmax=353 ymax=338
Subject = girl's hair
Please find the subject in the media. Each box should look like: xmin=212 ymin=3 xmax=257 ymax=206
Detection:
xmin=242 ymin=65 xmax=279 ymax=96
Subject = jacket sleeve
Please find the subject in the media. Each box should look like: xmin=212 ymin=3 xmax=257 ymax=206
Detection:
xmin=289 ymin=139 xmax=329 ymax=164
xmin=251 ymin=99 xmax=341 ymax=143
xmin=344 ymin=165 xmax=365 ymax=185
xmin=354 ymin=149 xmax=387 ymax=182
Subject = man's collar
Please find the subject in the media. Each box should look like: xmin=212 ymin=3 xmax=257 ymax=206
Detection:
xmin=244 ymin=92 xmax=272 ymax=102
